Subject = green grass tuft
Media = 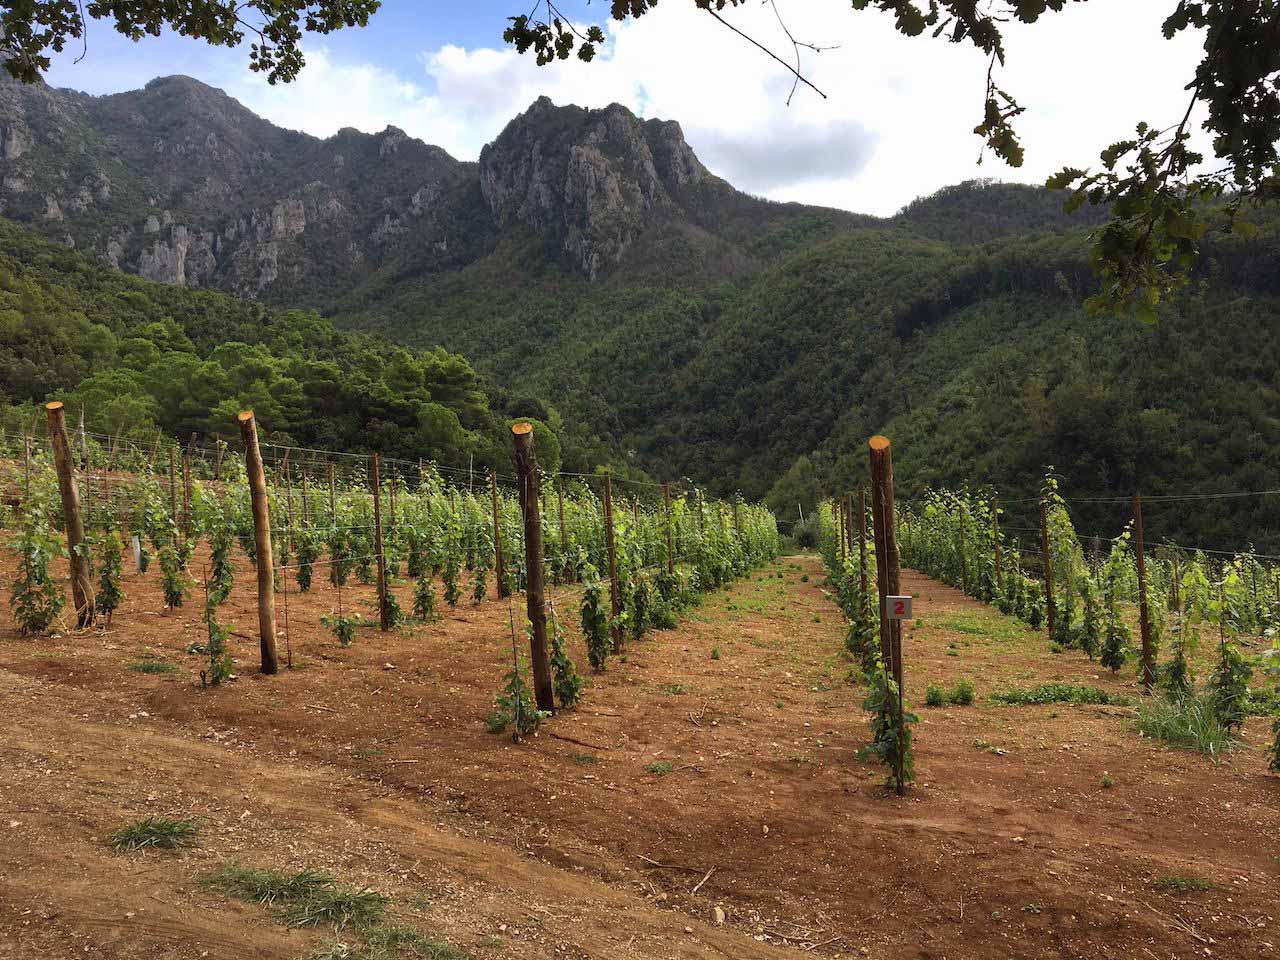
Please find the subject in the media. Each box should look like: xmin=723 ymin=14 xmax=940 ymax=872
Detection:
xmin=991 ymin=683 xmax=1130 ymax=706
xmin=207 ymin=865 xmax=386 ymax=930
xmin=570 ymin=753 xmax=598 ymax=764
xmin=1137 ymin=694 xmax=1239 ymax=761
xmin=127 ymin=659 xmax=181 ymax=674
xmin=643 ymin=761 xmax=674 ymax=775
xmin=108 ymin=816 xmax=197 ymax=852
xmin=1157 ymin=874 xmax=1214 ymax=893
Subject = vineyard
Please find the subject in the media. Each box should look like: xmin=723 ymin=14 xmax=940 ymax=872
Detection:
xmin=3 ymin=422 xmax=1279 ymax=960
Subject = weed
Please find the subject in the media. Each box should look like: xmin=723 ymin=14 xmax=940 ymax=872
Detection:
xmin=1157 ymin=874 xmax=1214 ymax=893
xmin=972 ymin=738 xmax=1007 ymax=756
xmin=108 ymin=817 xmax=197 ymax=852
xmin=1101 ymin=772 xmax=1115 ymax=789
xmin=659 ymin=683 xmax=686 ymax=695
xmin=991 ymin=684 xmax=1130 ymax=706
xmin=126 ymin=659 xmax=180 ymax=674
xmin=775 ymin=698 xmax=785 ymax=709
xmin=207 ymin=865 xmax=387 ymax=931
xmin=800 ymin=574 xmax=809 ymax=583
xmin=710 ymin=645 xmax=721 ymax=660
xmin=949 ymin=679 xmax=975 ymax=705
xmin=1137 ymin=693 xmax=1239 ymax=760
xmin=925 ymin=683 xmax=946 ymax=707
xmin=644 ymin=761 xmax=674 ymax=775
xmin=570 ymin=753 xmax=598 ymax=764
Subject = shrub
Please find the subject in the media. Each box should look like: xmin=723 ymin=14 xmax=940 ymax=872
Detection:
xmin=580 ymin=563 xmax=610 ymax=672
xmin=95 ymin=528 xmax=124 ymax=622
xmin=925 ymin=683 xmax=946 ymax=707
xmin=322 ymin=613 xmax=362 ymax=647
xmin=548 ymin=606 xmax=583 ymax=709
xmin=949 ymin=679 xmax=975 ymax=705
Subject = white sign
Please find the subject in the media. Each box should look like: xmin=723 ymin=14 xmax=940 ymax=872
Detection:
xmin=885 ymin=595 xmax=913 ymax=620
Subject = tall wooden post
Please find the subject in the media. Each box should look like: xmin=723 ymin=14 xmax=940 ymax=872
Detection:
xmin=557 ymin=478 xmax=569 ymax=565
xmin=512 ymin=424 xmax=554 ymax=711
xmin=869 ymin=435 xmax=905 ymax=796
xmin=168 ymin=445 xmax=178 ymax=528
xmin=959 ymin=501 xmax=969 ymax=595
xmin=181 ymin=453 xmax=192 ymax=541
xmin=327 ymin=462 xmax=337 ymax=522
xmin=992 ymin=500 xmax=1002 ymax=589
xmin=237 ymin=411 xmax=278 ymax=675
xmin=663 ymin=482 xmax=675 ymax=574
xmin=46 ymin=402 xmax=93 ymax=627
xmin=858 ymin=487 xmax=869 ymax=599
xmin=1134 ymin=494 xmax=1154 ymax=691
xmin=603 ymin=472 xmax=622 ymax=652
xmin=1040 ymin=500 xmax=1055 ymax=644
xmin=371 ymin=453 xmax=389 ymax=631
xmin=491 ymin=472 xmax=507 ymax=599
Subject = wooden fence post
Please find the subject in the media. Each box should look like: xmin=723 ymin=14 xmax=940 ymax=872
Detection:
xmin=838 ymin=497 xmax=847 ymax=561
xmin=603 ymin=472 xmax=622 ymax=652
xmin=868 ymin=435 xmax=905 ymax=796
xmin=858 ymin=487 xmax=869 ymax=599
xmin=46 ymin=402 xmax=93 ymax=627
xmin=512 ymin=424 xmax=554 ymax=711
xmin=327 ymin=462 xmax=337 ymax=521
xmin=1040 ymin=500 xmax=1055 ymax=644
xmin=992 ymin=499 xmax=1002 ymax=590
xmin=663 ymin=482 xmax=675 ymax=574
xmin=168 ymin=445 xmax=178 ymax=528
xmin=182 ymin=453 xmax=192 ymax=542
xmin=557 ymin=477 xmax=569 ymax=571
xmin=237 ymin=411 xmax=278 ymax=675
xmin=389 ymin=466 xmax=398 ymax=530
xmin=1134 ymin=494 xmax=1154 ymax=691
xmin=959 ymin=501 xmax=969 ymax=595
xmin=491 ymin=472 xmax=507 ymax=599
xmin=371 ymin=453 xmax=389 ymax=631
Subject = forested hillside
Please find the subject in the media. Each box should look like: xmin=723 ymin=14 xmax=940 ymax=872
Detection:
xmin=0 ymin=220 xmax=558 ymax=472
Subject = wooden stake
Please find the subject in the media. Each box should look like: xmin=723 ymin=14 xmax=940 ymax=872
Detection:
xmin=557 ymin=478 xmax=569 ymax=569
xmin=868 ymin=435 xmax=905 ymax=796
xmin=603 ymin=472 xmax=622 ymax=652
xmin=371 ymin=453 xmax=389 ymax=631
xmin=663 ymin=482 xmax=675 ymax=574
xmin=512 ymin=423 xmax=554 ymax=712
xmin=959 ymin=501 xmax=969 ymax=595
xmin=182 ymin=454 xmax=192 ymax=542
xmin=1040 ymin=500 xmax=1055 ymax=644
xmin=389 ymin=466 xmax=398 ymax=530
xmin=237 ymin=411 xmax=278 ymax=675
xmin=46 ymin=402 xmax=93 ymax=627
xmin=1134 ymin=495 xmax=1154 ymax=691
xmin=992 ymin=500 xmax=1002 ymax=590
xmin=491 ymin=472 xmax=507 ymax=599
xmin=168 ymin=445 xmax=178 ymax=528
xmin=213 ymin=433 xmax=223 ymax=481
xmin=77 ymin=405 xmax=88 ymax=470
xmin=328 ymin=462 xmax=337 ymax=522
xmin=858 ymin=486 xmax=868 ymax=599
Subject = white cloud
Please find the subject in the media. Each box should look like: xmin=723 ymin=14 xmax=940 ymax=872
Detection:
xmin=221 ymin=0 xmax=1210 ymax=216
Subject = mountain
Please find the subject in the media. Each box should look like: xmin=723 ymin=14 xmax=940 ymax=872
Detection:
xmin=4 ymin=74 xmax=1280 ymax=552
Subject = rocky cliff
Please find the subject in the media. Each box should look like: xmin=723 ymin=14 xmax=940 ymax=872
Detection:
xmin=0 ymin=74 xmax=785 ymax=299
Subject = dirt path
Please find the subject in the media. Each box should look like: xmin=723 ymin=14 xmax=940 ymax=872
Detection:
xmin=1 ymin=555 xmax=1278 ymax=959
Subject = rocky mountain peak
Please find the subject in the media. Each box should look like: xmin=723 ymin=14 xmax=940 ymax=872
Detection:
xmin=478 ymin=97 xmax=708 ymax=278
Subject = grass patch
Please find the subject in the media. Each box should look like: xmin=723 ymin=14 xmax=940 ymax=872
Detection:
xmin=108 ymin=816 xmax=197 ymax=852
xmin=941 ymin=615 xmax=1026 ymax=640
xmin=570 ymin=753 xmax=598 ymax=764
xmin=1137 ymin=694 xmax=1239 ymax=761
xmin=311 ymin=925 xmax=471 ymax=959
xmin=643 ymin=761 xmax=674 ymax=775
xmin=991 ymin=683 xmax=1131 ymax=707
xmin=1157 ymin=874 xmax=1214 ymax=893
xmin=924 ymin=679 xmax=975 ymax=707
xmin=658 ymin=683 xmax=686 ymax=696
xmin=126 ymin=659 xmax=180 ymax=674
xmin=206 ymin=865 xmax=387 ymax=930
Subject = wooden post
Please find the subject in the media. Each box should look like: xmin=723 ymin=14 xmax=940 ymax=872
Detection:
xmin=868 ymin=435 xmax=905 ymax=796
xmin=1134 ymin=494 xmax=1154 ymax=691
xmin=1040 ymin=500 xmax=1055 ymax=644
xmin=959 ymin=501 xmax=969 ymax=595
xmin=327 ymin=462 xmax=337 ymax=522
xmin=838 ymin=497 xmax=847 ymax=561
xmin=22 ymin=433 xmax=31 ymax=497
xmin=557 ymin=478 xmax=569 ymax=564
xmin=992 ymin=500 xmax=1002 ymax=589
xmin=603 ymin=472 xmax=622 ymax=652
xmin=181 ymin=453 xmax=192 ymax=541
xmin=858 ymin=487 xmax=869 ymax=599
xmin=663 ymin=482 xmax=675 ymax=574
xmin=512 ymin=424 xmax=554 ymax=712
xmin=46 ymin=402 xmax=93 ymax=627
xmin=284 ymin=457 xmax=295 ymax=552
xmin=168 ymin=445 xmax=178 ymax=528
xmin=371 ymin=453 xmax=389 ymax=631
xmin=237 ymin=411 xmax=278 ymax=675
xmin=491 ymin=472 xmax=507 ymax=599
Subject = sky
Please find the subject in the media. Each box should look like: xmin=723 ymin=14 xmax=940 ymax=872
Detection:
xmin=41 ymin=0 xmax=1212 ymax=217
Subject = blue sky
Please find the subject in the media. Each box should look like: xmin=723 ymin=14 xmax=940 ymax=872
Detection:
xmin=41 ymin=1 xmax=1211 ymax=216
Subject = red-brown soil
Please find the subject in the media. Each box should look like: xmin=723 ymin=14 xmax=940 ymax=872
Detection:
xmin=1 ymin=549 xmax=1277 ymax=959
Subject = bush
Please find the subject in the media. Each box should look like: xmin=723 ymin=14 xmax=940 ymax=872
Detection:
xmin=925 ymin=683 xmax=946 ymax=707
xmin=948 ymin=679 xmax=975 ymax=705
